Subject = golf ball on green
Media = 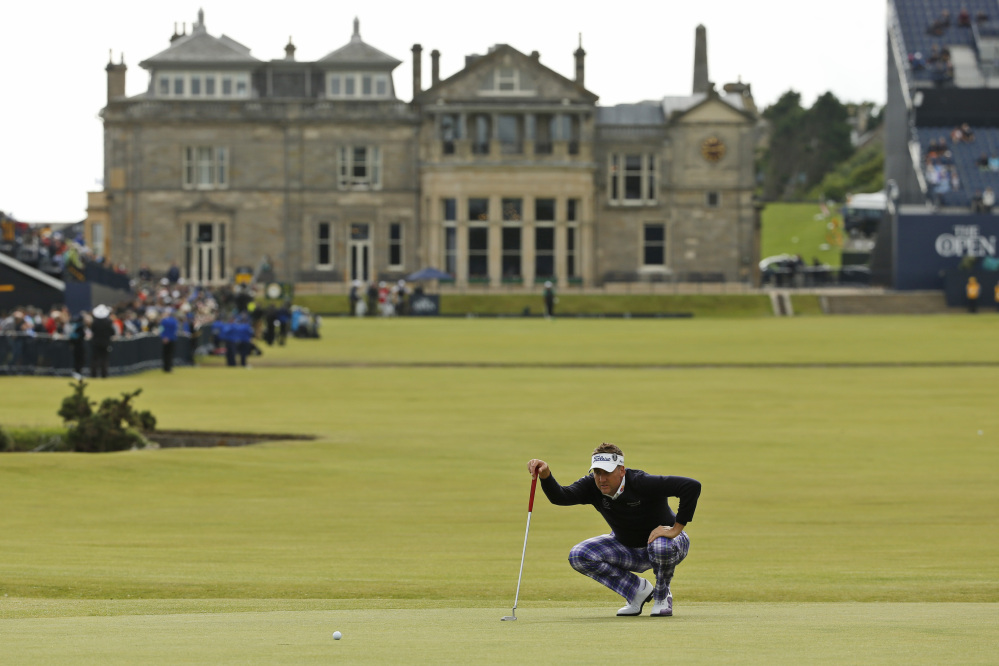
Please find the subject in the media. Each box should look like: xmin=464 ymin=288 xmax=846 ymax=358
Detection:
xmin=333 ymin=631 xmax=342 ymax=640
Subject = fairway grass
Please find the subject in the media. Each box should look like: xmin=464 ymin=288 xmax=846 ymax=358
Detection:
xmin=2 ymin=316 xmax=997 ymax=662
xmin=2 ymin=601 xmax=996 ymax=664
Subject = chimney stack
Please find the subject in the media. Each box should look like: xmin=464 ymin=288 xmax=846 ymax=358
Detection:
xmin=693 ymin=25 xmax=709 ymax=94
xmin=106 ymin=51 xmax=127 ymax=103
xmin=431 ymin=49 xmax=440 ymax=87
xmin=412 ymin=44 xmax=423 ymax=95
xmin=573 ymin=34 xmax=585 ymax=86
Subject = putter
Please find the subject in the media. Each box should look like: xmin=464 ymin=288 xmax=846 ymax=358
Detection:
xmin=502 ymin=475 xmax=538 ymax=621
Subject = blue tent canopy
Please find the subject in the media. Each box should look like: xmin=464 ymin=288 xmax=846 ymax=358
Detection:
xmin=406 ymin=267 xmax=452 ymax=281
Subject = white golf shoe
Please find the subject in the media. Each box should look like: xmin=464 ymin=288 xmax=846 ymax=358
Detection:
xmin=616 ymin=578 xmax=653 ymax=616
xmin=649 ymin=588 xmax=673 ymax=617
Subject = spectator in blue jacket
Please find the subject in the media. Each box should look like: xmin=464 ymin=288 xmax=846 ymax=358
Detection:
xmin=219 ymin=318 xmax=237 ymax=366
xmin=159 ymin=308 xmax=179 ymax=372
xmin=233 ymin=315 xmax=254 ymax=367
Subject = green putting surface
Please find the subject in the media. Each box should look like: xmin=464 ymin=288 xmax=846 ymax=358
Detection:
xmin=2 ymin=601 xmax=996 ymax=664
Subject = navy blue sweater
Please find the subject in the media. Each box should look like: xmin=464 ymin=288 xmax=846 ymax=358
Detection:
xmin=540 ymin=469 xmax=701 ymax=549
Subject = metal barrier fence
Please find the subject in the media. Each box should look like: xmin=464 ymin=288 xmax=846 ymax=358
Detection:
xmin=0 ymin=332 xmax=199 ymax=377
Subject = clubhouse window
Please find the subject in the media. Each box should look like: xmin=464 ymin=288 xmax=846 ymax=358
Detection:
xmin=317 ymin=222 xmax=332 ymax=269
xmin=468 ymin=198 xmax=489 ymax=221
xmin=502 ymin=198 xmax=522 ymax=221
xmin=643 ymin=223 xmax=666 ymax=266
xmin=338 ymin=146 xmax=382 ymax=190
xmin=328 ymin=72 xmax=391 ymax=99
xmin=567 ymin=226 xmax=578 ymax=278
xmin=610 ymin=153 xmax=657 ymax=205
xmin=388 ymin=223 xmax=403 ymax=268
xmin=158 ymin=71 xmax=250 ymax=99
xmin=567 ymin=198 xmax=579 ymax=221
xmin=183 ymin=146 xmax=229 ymax=189
xmin=535 ymin=198 xmax=556 ymax=222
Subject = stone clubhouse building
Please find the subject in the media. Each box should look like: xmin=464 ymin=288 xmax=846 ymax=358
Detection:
xmin=90 ymin=12 xmax=761 ymax=289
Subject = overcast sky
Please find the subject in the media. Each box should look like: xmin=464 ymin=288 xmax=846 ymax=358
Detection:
xmin=1 ymin=0 xmax=886 ymax=222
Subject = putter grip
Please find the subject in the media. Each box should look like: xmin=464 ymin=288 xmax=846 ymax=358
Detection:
xmin=528 ymin=476 xmax=538 ymax=512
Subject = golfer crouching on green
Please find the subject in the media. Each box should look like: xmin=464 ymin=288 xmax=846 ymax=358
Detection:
xmin=528 ymin=443 xmax=701 ymax=617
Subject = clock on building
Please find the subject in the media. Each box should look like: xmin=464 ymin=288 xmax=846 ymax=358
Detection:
xmin=701 ymin=137 xmax=726 ymax=162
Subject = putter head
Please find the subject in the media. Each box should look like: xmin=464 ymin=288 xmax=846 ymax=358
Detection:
xmin=500 ymin=615 xmax=517 ymax=621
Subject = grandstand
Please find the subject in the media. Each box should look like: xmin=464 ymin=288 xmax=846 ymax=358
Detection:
xmin=882 ymin=0 xmax=999 ymax=299
xmin=887 ymin=0 xmax=999 ymax=206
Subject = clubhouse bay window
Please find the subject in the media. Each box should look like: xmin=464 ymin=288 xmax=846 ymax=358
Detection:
xmin=338 ymin=146 xmax=382 ymax=190
xmin=534 ymin=114 xmax=554 ymax=154
xmin=610 ymin=153 xmax=657 ymax=204
xmin=567 ymin=226 xmax=578 ymax=278
xmin=183 ymin=146 xmax=229 ymax=189
xmin=441 ymin=115 xmax=459 ymax=154
xmin=502 ymin=227 xmax=522 ymax=279
xmin=535 ymin=226 xmax=555 ymax=278
xmin=468 ymin=226 xmax=489 ymax=279
xmin=498 ymin=115 xmax=523 ymax=154
xmin=442 ymin=199 xmax=457 ymax=278
xmin=567 ymin=198 xmax=579 ymax=279
xmin=472 ymin=115 xmax=491 ymax=155
xmin=443 ymin=226 xmax=457 ymax=277
xmin=559 ymin=115 xmax=581 ymax=155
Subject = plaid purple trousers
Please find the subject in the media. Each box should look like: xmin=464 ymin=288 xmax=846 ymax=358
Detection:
xmin=568 ymin=532 xmax=690 ymax=606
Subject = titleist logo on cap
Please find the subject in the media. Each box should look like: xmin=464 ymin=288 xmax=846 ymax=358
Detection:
xmin=591 ymin=452 xmax=623 ymax=471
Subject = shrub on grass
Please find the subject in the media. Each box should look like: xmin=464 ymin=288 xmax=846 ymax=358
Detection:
xmin=58 ymin=380 xmax=157 ymax=453
xmin=0 ymin=426 xmax=69 ymax=452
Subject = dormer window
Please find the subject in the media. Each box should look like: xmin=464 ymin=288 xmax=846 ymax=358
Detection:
xmin=328 ymin=73 xmax=391 ymax=99
xmin=497 ymin=67 xmax=518 ymax=91
xmin=479 ymin=66 xmax=535 ymax=96
xmin=156 ymin=71 xmax=250 ymax=99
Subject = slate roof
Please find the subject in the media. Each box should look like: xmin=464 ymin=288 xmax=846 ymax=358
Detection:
xmin=317 ymin=18 xmax=401 ymax=68
xmin=597 ymin=102 xmax=664 ymax=126
xmin=661 ymin=93 xmax=747 ymax=118
xmin=139 ymin=11 xmax=259 ymax=68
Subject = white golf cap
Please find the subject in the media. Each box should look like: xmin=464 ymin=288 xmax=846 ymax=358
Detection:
xmin=92 ymin=304 xmax=110 ymax=319
xmin=590 ymin=452 xmax=624 ymax=473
